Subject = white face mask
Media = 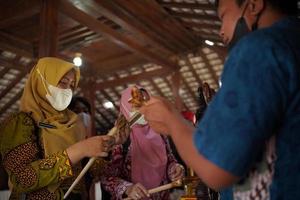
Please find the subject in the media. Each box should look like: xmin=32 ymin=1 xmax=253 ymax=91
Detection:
xmin=37 ymin=69 xmax=73 ymax=111
xmin=129 ymin=110 xmax=147 ymax=126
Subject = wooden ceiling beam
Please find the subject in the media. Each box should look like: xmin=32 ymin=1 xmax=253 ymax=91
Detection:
xmin=205 ymin=44 xmax=227 ymax=63
xmin=196 ymin=34 xmax=223 ymax=43
xmin=0 ymin=67 xmax=10 ymax=79
xmin=60 ymin=0 xmax=181 ymax=71
xmin=95 ymin=67 xmax=172 ymax=90
xmin=181 ymin=55 xmax=204 ymax=87
xmin=197 ymin=50 xmax=219 ymax=85
xmin=0 ymin=58 xmax=32 ymax=74
xmin=91 ymin=0 xmax=176 ymax=54
xmin=149 ymin=79 xmax=165 ymax=97
xmin=100 ymin=89 xmax=119 ymax=111
xmin=159 ymin=1 xmax=215 ymax=10
xmin=59 ymin=34 xmax=101 ymax=51
xmin=0 ymin=90 xmax=23 ymax=116
xmin=120 ymin=0 xmax=197 ymax=49
xmin=180 ymin=76 xmax=198 ymax=106
xmin=95 ymin=107 xmax=114 ymax=127
xmin=0 ymin=0 xmax=40 ymax=29
xmin=0 ymin=32 xmax=34 ymax=58
xmin=169 ymin=11 xmax=219 ymax=21
xmin=182 ymin=21 xmax=220 ymax=31
xmin=0 ymin=71 xmax=26 ymax=101
xmin=93 ymin=53 xmax=147 ymax=74
xmin=38 ymin=0 xmax=59 ymax=57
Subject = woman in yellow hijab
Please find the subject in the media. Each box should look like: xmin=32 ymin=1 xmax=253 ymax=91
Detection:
xmin=0 ymin=57 xmax=113 ymax=200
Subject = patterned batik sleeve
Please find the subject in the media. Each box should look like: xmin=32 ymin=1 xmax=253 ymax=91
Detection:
xmin=0 ymin=112 xmax=74 ymax=193
xmin=100 ymin=145 xmax=133 ymax=199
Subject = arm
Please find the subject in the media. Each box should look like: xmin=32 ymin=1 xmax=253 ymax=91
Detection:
xmin=141 ymin=35 xmax=287 ymax=190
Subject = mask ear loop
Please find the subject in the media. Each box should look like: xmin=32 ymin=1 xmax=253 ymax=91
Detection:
xmin=240 ymin=0 xmax=249 ymax=18
xmin=36 ymin=68 xmax=50 ymax=95
xmin=251 ymin=0 xmax=266 ymax=30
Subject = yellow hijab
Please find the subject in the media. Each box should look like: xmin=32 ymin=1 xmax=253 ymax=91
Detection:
xmin=20 ymin=57 xmax=83 ymax=156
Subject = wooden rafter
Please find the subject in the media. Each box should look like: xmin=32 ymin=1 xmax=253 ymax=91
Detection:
xmin=119 ymin=0 xmax=197 ymax=49
xmin=149 ymin=79 xmax=165 ymax=97
xmin=0 ymin=67 xmax=10 ymax=79
xmin=91 ymin=0 xmax=176 ymax=54
xmin=95 ymin=107 xmax=114 ymax=128
xmin=181 ymin=21 xmax=220 ymax=30
xmin=0 ymin=56 xmax=32 ymax=73
xmin=0 ymin=0 xmax=40 ymax=29
xmin=169 ymin=11 xmax=219 ymax=21
xmin=60 ymin=0 xmax=181 ymax=71
xmin=181 ymin=55 xmax=204 ymax=87
xmin=179 ymin=76 xmax=198 ymax=106
xmin=0 ymin=71 xmax=26 ymax=101
xmin=0 ymin=32 xmax=34 ymax=58
xmin=95 ymin=67 xmax=172 ymax=90
xmin=159 ymin=1 xmax=215 ymax=10
xmin=100 ymin=89 xmax=119 ymax=111
xmin=197 ymin=50 xmax=219 ymax=85
xmin=0 ymin=90 xmax=23 ymax=115
xmin=93 ymin=53 xmax=147 ymax=74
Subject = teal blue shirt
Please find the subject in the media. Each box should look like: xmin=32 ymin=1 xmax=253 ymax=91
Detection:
xmin=194 ymin=17 xmax=300 ymax=200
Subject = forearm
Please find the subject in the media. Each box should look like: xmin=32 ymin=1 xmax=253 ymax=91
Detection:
xmin=169 ymin=117 xmax=238 ymax=190
xmin=66 ymin=141 xmax=86 ymax=165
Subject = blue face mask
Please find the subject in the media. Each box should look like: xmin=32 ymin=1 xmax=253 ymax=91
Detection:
xmin=228 ymin=17 xmax=250 ymax=51
xmin=228 ymin=2 xmax=250 ymax=51
xmin=228 ymin=1 xmax=263 ymax=51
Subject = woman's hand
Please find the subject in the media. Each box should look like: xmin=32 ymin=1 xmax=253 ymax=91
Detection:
xmin=125 ymin=183 xmax=150 ymax=200
xmin=169 ymin=164 xmax=185 ymax=182
xmin=66 ymin=135 xmax=114 ymax=164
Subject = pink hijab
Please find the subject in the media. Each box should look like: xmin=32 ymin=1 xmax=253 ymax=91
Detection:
xmin=120 ymin=86 xmax=168 ymax=190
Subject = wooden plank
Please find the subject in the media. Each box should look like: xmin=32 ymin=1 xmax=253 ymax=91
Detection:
xmin=91 ymin=0 xmax=176 ymax=54
xmin=181 ymin=21 xmax=220 ymax=31
xmin=0 ymin=32 xmax=34 ymax=58
xmin=197 ymin=50 xmax=219 ymax=85
xmin=117 ymin=0 xmax=197 ymax=50
xmin=0 ymin=0 xmax=40 ymax=29
xmin=38 ymin=0 xmax=59 ymax=57
xmin=0 ymin=90 xmax=23 ymax=115
xmin=0 ymin=67 xmax=10 ymax=79
xmin=60 ymin=0 xmax=180 ymax=70
xmin=95 ymin=67 xmax=172 ymax=90
xmin=169 ymin=11 xmax=219 ymax=21
xmin=93 ymin=53 xmax=147 ymax=74
xmin=0 ymin=58 xmax=32 ymax=74
xmin=159 ymin=1 xmax=215 ymax=10
xmin=0 ymin=72 xmax=26 ymax=101
xmin=95 ymin=107 xmax=114 ymax=128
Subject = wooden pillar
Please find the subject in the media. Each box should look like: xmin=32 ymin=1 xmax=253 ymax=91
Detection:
xmin=83 ymin=78 xmax=97 ymax=136
xmin=38 ymin=0 xmax=58 ymax=58
xmin=171 ymin=69 xmax=184 ymax=111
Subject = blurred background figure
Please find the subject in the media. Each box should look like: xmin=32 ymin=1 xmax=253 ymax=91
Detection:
xmin=69 ymin=96 xmax=93 ymax=138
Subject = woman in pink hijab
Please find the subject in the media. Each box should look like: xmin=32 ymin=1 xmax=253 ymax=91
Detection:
xmin=101 ymin=86 xmax=184 ymax=200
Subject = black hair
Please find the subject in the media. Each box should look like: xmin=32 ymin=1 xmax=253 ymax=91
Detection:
xmin=68 ymin=96 xmax=92 ymax=114
xmin=215 ymin=0 xmax=298 ymax=16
